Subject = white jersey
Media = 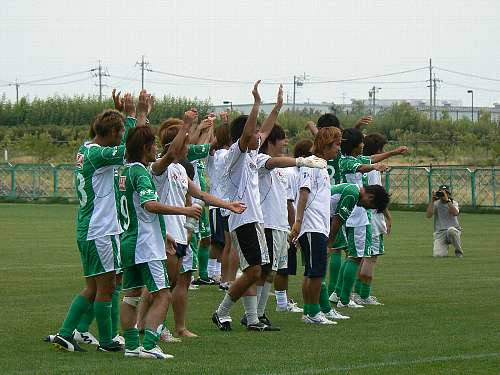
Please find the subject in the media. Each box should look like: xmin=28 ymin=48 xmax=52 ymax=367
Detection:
xmin=256 ymin=154 xmax=290 ymax=232
xmin=222 ymin=141 xmax=263 ymax=232
xmin=297 ymin=167 xmax=331 ymax=238
xmin=285 ymin=166 xmax=300 ymax=208
xmin=206 ymin=148 xmax=229 ymax=209
xmin=367 ymin=169 xmax=387 ymax=236
xmin=153 ymin=163 xmax=188 ymax=244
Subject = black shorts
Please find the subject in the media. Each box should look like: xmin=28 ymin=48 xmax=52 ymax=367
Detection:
xmin=209 ymin=208 xmax=225 ymax=246
xmin=222 ymin=215 xmax=229 ymax=232
xmin=264 ymin=228 xmax=274 ymax=273
xmin=175 ymin=243 xmax=188 ymax=258
xmin=298 ymin=232 xmax=328 ymax=278
xmin=231 ymin=222 xmax=269 ymax=270
xmin=277 ymin=243 xmax=297 ymax=276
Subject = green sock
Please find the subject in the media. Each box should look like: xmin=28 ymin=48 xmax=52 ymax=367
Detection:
xmin=340 ymin=259 xmax=360 ymax=305
xmin=309 ymin=303 xmax=320 ymax=317
xmin=319 ymin=282 xmax=331 ymax=313
xmin=360 ymin=281 xmax=372 ymax=299
xmin=303 ymin=304 xmax=310 ymax=316
xmin=94 ymin=300 xmax=113 ymax=346
xmin=198 ymin=245 xmax=210 ymax=280
xmin=143 ymin=326 xmax=161 ymax=350
xmin=328 ymin=252 xmax=342 ymax=295
xmin=354 ymin=278 xmax=362 ymax=295
xmin=111 ymin=282 xmax=122 ymax=338
xmin=59 ymin=295 xmax=91 ymax=338
xmin=123 ymin=328 xmax=140 ymax=351
xmin=334 ymin=260 xmax=347 ymax=296
xmin=76 ymin=303 xmax=94 ymax=333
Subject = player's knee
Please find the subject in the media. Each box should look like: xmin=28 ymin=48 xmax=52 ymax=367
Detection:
xmin=123 ymin=296 xmax=141 ymax=307
xmin=244 ymin=265 xmax=261 ymax=281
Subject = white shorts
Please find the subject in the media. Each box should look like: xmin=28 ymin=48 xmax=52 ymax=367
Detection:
xmin=265 ymin=228 xmax=289 ymax=271
xmin=180 ymin=244 xmax=197 ymax=273
xmin=230 ymin=222 xmax=270 ymax=271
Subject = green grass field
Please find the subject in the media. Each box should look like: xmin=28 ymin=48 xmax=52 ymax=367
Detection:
xmin=1 ymin=204 xmax=499 ymax=374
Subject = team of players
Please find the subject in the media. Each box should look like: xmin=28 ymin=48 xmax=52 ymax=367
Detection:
xmin=46 ymin=82 xmax=406 ymax=359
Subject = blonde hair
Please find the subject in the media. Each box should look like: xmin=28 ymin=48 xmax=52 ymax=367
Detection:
xmin=312 ymin=127 xmax=342 ymax=154
xmin=158 ymin=118 xmax=183 ymax=146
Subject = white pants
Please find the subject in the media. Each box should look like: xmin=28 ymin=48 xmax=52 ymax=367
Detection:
xmin=433 ymin=228 xmax=463 ymax=257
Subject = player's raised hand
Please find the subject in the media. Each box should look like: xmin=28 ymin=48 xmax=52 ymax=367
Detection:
xmin=136 ymin=89 xmax=149 ymax=116
xmin=123 ymin=93 xmax=135 ymax=117
xmin=252 ymin=80 xmax=262 ymax=104
xmin=355 ymin=115 xmax=373 ymax=128
xmin=220 ymin=111 xmax=229 ymax=124
xmin=112 ymin=89 xmax=124 ymax=112
xmin=276 ymin=84 xmax=283 ymax=110
xmin=373 ymin=163 xmax=388 ymax=172
xmin=228 ymin=201 xmax=247 ymax=214
xmin=183 ymin=109 xmax=197 ymax=125
xmin=147 ymin=95 xmax=155 ymax=116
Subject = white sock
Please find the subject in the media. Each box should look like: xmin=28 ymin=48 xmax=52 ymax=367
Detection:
xmin=215 ymin=261 xmax=222 ymax=276
xmin=257 ymin=282 xmax=272 ymax=317
xmin=242 ymin=295 xmax=259 ymax=325
xmin=217 ymin=293 xmax=235 ymax=317
xmin=208 ymin=258 xmax=217 ymax=278
xmin=256 ymin=285 xmax=263 ymax=306
xmin=275 ymin=289 xmax=288 ymax=309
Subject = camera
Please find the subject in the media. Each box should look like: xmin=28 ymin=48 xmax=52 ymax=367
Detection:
xmin=436 ymin=191 xmax=445 ymax=198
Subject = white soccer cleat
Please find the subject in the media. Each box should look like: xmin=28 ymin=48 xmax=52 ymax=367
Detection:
xmin=329 ymin=292 xmax=339 ymax=303
xmin=113 ymin=335 xmax=125 ymax=346
xmin=73 ymin=330 xmax=99 ymax=345
xmin=337 ymin=300 xmax=364 ymax=308
xmin=160 ymin=328 xmax=182 ymax=343
xmin=322 ymin=308 xmax=350 ymax=320
xmin=124 ymin=346 xmax=143 ymax=358
xmin=358 ymin=296 xmax=384 ymax=306
xmin=304 ymin=313 xmax=337 ymax=325
xmin=276 ymin=301 xmax=304 ymax=313
xmin=351 ymin=293 xmax=362 ymax=304
xmin=188 ymin=284 xmax=199 ymax=290
xmin=139 ymin=346 xmax=174 ymax=359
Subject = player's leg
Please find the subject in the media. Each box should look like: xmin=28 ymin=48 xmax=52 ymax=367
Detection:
xmin=121 ymin=267 xmax=143 ymax=357
xmin=111 ymin=235 xmax=123 ymax=343
xmin=433 ymin=231 xmax=448 ymax=257
xmin=338 ymin=227 xmax=365 ymax=308
xmin=446 ymin=227 xmax=463 ymax=257
xmin=328 ymin=226 xmax=347 ymax=295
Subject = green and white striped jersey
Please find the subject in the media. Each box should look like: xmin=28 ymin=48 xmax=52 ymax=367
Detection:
xmin=327 ymin=152 xmax=342 ymax=186
xmin=118 ymin=162 xmax=166 ymax=268
xmin=330 ymin=183 xmax=360 ymax=224
xmin=75 ymin=117 xmax=136 ymax=241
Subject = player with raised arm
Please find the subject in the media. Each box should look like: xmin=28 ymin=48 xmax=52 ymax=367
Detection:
xmin=289 ymin=127 xmax=341 ymax=325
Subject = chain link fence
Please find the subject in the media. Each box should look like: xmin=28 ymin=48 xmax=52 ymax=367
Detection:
xmin=0 ymin=164 xmax=498 ymax=208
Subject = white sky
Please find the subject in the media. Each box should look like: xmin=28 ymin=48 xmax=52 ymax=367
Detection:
xmin=1 ymin=0 xmax=500 ymax=107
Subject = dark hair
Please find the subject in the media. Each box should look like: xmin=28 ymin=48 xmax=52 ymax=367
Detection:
xmin=364 ymin=185 xmax=390 ymax=213
xmin=214 ymin=123 xmax=231 ymax=150
xmin=89 ymin=116 xmax=98 ymax=138
xmin=93 ymin=109 xmax=125 ymax=137
xmin=293 ymin=139 xmax=313 ymax=158
xmin=341 ymin=128 xmax=364 ymax=156
xmin=260 ymin=124 xmax=285 ymax=153
xmin=230 ymin=115 xmax=261 ymax=143
xmin=317 ymin=113 xmax=341 ymax=129
xmin=179 ymin=159 xmax=195 ymax=180
xmin=363 ymin=133 xmax=387 ymax=156
xmin=125 ymin=126 xmax=156 ymax=163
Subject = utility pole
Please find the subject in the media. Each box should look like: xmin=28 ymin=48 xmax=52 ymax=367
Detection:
xmin=91 ymin=60 xmax=109 ymax=102
xmin=136 ymin=55 xmax=150 ymax=91
xmin=432 ymin=74 xmax=441 ymax=120
xmin=368 ymin=86 xmax=381 ymax=115
xmin=292 ymin=73 xmax=306 ymax=111
xmin=8 ymin=79 xmax=20 ymax=104
xmin=428 ymin=58 xmax=433 ymax=124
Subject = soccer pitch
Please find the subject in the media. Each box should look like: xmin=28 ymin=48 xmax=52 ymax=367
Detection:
xmin=1 ymin=204 xmax=499 ymax=375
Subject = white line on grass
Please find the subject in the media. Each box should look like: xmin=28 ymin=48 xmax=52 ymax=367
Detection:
xmin=261 ymin=352 xmax=500 ymax=375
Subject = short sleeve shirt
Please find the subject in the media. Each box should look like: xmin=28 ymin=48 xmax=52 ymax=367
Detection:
xmin=330 ymin=183 xmax=360 ymax=224
xmin=340 ymin=155 xmax=371 ymax=227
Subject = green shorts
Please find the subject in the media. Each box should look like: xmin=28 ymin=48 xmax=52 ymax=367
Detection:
xmin=331 ymin=225 xmax=347 ymax=250
xmin=77 ymin=235 xmax=120 ymax=277
xmin=346 ymin=225 xmax=372 ymax=258
xmin=181 ymin=232 xmax=200 ymax=273
xmin=122 ymin=260 xmax=169 ymax=293
xmin=371 ymin=234 xmax=384 ymax=256
xmin=199 ymin=206 xmax=211 ymax=239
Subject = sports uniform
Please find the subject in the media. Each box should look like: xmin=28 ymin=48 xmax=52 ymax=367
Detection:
xmin=284 ymin=166 xmax=299 ymax=276
xmin=188 ymin=144 xmax=211 ymax=239
xmin=367 ymin=170 xmax=386 ymax=256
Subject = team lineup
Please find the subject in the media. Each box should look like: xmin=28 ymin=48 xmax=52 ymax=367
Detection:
xmin=45 ymin=80 xmax=408 ymax=359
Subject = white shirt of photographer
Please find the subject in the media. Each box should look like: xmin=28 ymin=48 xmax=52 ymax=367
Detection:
xmin=153 ymin=162 xmax=188 ymax=245
xmin=367 ymin=169 xmax=387 ymax=236
xmin=297 ymin=166 xmax=331 ymax=238
xmin=223 ymin=140 xmax=264 ymax=232
xmin=256 ymin=154 xmax=290 ymax=232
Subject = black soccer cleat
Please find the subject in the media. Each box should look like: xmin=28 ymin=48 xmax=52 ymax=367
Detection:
xmin=246 ymin=322 xmax=280 ymax=332
xmin=240 ymin=314 xmax=248 ymax=327
xmin=212 ymin=312 xmax=232 ymax=331
xmin=259 ymin=314 xmax=273 ymax=326
xmin=52 ymin=334 xmax=86 ymax=352
xmin=97 ymin=340 xmax=124 ymax=352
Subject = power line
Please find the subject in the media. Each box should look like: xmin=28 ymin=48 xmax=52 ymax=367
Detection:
xmin=441 ymin=81 xmax=500 ymax=93
xmin=136 ymin=55 xmax=150 ymax=90
xmin=19 ymin=70 xmax=91 ymax=85
xmin=23 ymin=77 xmax=93 ymax=86
xmin=306 ymin=67 xmax=428 ymax=84
xmin=435 ymin=66 xmax=500 ymax=83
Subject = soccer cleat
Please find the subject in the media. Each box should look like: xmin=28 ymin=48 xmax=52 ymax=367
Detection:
xmin=357 ymin=296 xmax=384 ymax=306
xmin=247 ymin=322 xmax=280 ymax=331
xmin=97 ymin=340 xmax=124 ymax=352
xmin=160 ymin=328 xmax=182 ymax=343
xmin=52 ymin=334 xmax=87 ymax=352
xmin=258 ymin=314 xmax=273 ymax=326
xmin=329 ymin=292 xmax=339 ymax=303
xmin=124 ymin=346 xmax=143 ymax=358
xmin=351 ymin=293 xmax=362 ymax=304
xmin=303 ymin=313 xmax=336 ymax=325
xmin=455 ymin=252 xmax=464 ymax=258
xmin=73 ymin=330 xmax=99 ymax=346
xmin=218 ymin=282 xmax=229 ymax=292
xmin=188 ymin=283 xmax=199 ymax=290
xmin=139 ymin=346 xmax=174 ymax=359
xmin=322 ymin=309 xmax=350 ymax=320
xmin=212 ymin=312 xmax=232 ymax=331
xmin=337 ymin=300 xmax=364 ymax=309
xmin=240 ymin=314 xmax=248 ymax=327
xmin=192 ymin=278 xmax=215 ymax=286
xmin=113 ymin=335 xmax=125 ymax=346
xmin=277 ymin=301 xmax=304 ymax=313
xmin=44 ymin=334 xmax=56 ymax=343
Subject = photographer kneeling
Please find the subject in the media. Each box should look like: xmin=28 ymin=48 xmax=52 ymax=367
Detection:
xmin=426 ymin=185 xmax=463 ymax=258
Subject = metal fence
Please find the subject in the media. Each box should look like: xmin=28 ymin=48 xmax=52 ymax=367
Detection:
xmin=0 ymin=164 xmax=498 ymax=208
